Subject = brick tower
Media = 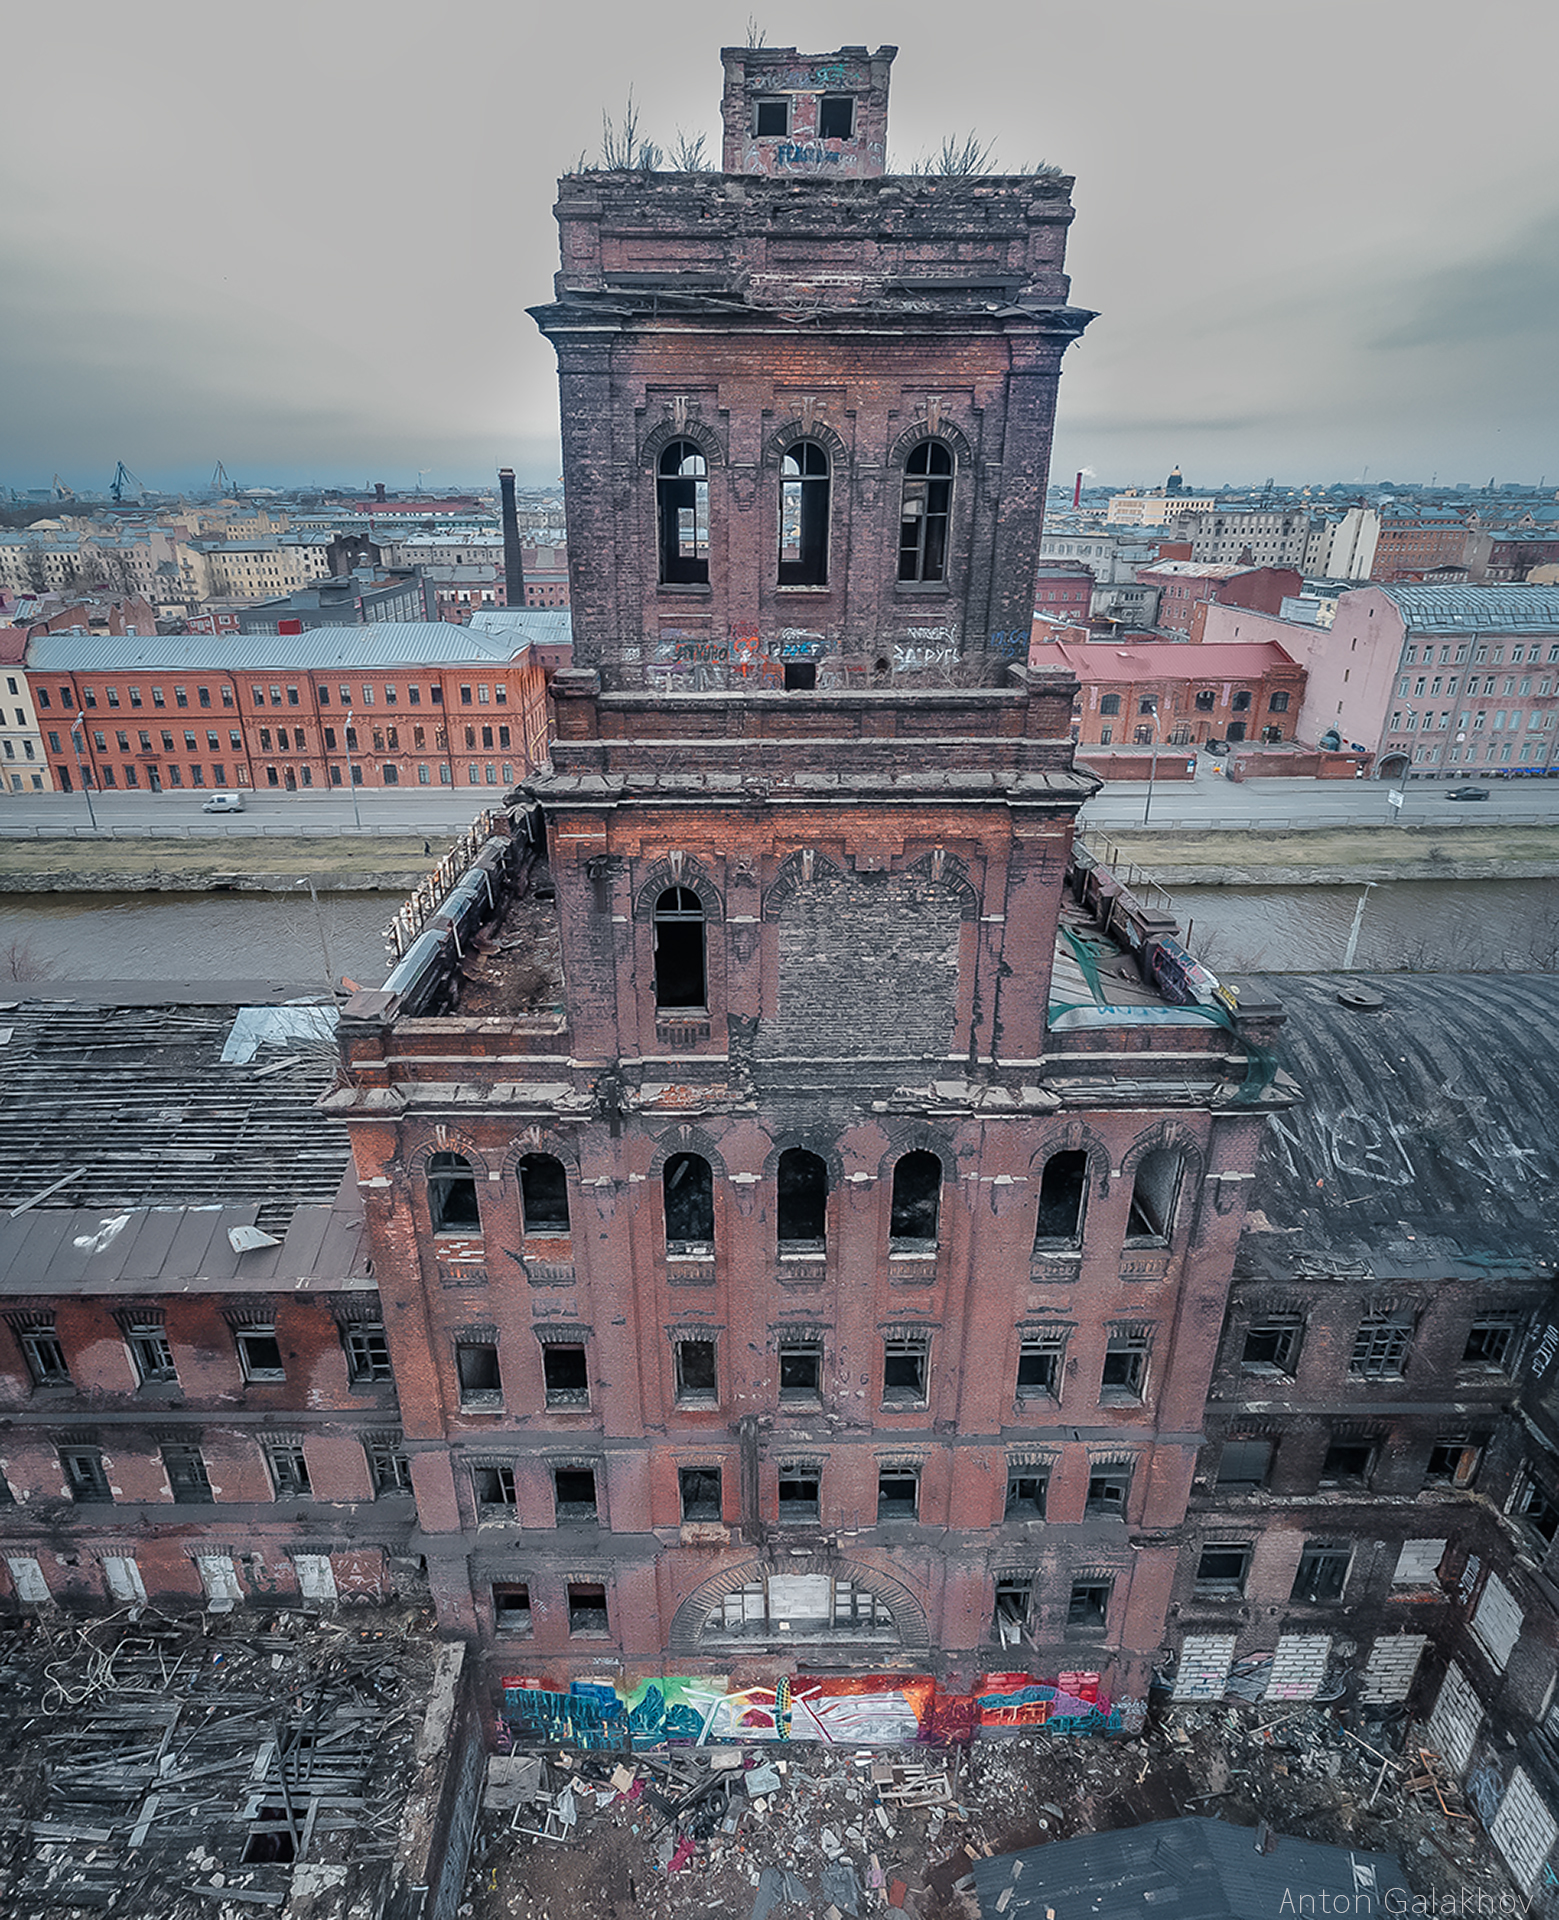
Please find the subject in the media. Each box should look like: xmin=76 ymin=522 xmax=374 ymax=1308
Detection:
xmin=334 ymin=47 xmax=1287 ymax=1741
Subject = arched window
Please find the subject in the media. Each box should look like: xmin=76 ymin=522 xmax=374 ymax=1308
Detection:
xmin=897 ymin=441 xmax=953 ymax=582
xmin=657 ymin=441 xmax=709 ymax=585
xmin=1033 ymin=1150 xmax=1088 ymax=1246
xmin=778 ymin=442 xmax=830 ymax=586
xmin=518 ymin=1153 xmax=570 ymax=1236
xmin=427 ymin=1152 xmax=480 ymax=1234
xmin=1126 ymin=1149 xmax=1181 ymax=1245
xmin=653 ymin=887 xmax=707 ymax=1009
xmin=888 ymin=1150 xmax=942 ymax=1245
xmin=776 ymin=1147 xmax=828 ymax=1247
xmin=664 ymin=1152 xmax=715 ymax=1248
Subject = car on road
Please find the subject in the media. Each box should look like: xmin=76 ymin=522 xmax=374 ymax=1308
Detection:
xmin=201 ymin=792 xmax=246 ymax=813
xmin=1446 ymin=786 xmax=1490 ymax=801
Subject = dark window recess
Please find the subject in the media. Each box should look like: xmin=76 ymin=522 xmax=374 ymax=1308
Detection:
xmin=778 ymin=1340 xmax=822 ymax=1400
xmin=777 ymin=1148 xmax=828 ymax=1246
xmin=1101 ymin=1332 xmax=1149 ymax=1400
xmin=554 ymin=1466 xmax=598 ymax=1521
xmin=754 ymin=97 xmax=788 ymax=135
xmin=1231 ymin=690 xmax=1252 ymax=712
xmin=542 ymin=1343 xmax=589 ymax=1407
xmin=473 ymin=1465 xmax=516 ymax=1511
xmin=344 ymin=1322 xmax=393 ymax=1383
xmin=675 ymin=1338 xmax=718 ymax=1402
xmin=1005 ymin=1473 xmax=1048 ymax=1518
xmin=656 ymin=440 xmax=709 ymax=585
xmin=567 ymin=1581 xmax=609 ymax=1634
xmin=778 ymin=1469 xmax=820 ymax=1521
xmin=882 ymin=1337 xmax=929 ymax=1405
xmin=1100 ymin=694 xmax=1122 ymax=716
xmin=1068 ymin=1579 xmax=1112 ymax=1630
xmin=236 ymin=1330 xmax=285 ymax=1382
xmin=518 ymin=1154 xmax=570 ymax=1234
xmin=1033 ymin=1151 xmax=1087 ymax=1245
xmin=163 ymin=1444 xmax=213 ymax=1504
xmin=1242 ymin=1318 xmax=1301 ymax=1374
xmin=1269 ymin=690 xmax=1291 ymax=712
xmin=1195 ymin=1545 xmax=1252 ymax=1592
xmin=265 ymin=1445 xmax=310 ymax=1499
xmin=679 ymin=1466 xmax=721 ymax=1521
xmin=20 ymin=1330 xmax=70 ymax=1387
xmin=1216 ymin=1438 xmax=1273 ymax=1491
xmin=1518 ymin=1479 xmax=1559 ymax=1546
xmin=897 ymin=441 xmax=953 ymax=583
xmin=817 ymin=93 xmax=854 ymax=138
xmin=369 ymin=1443 xmax=412 ymax=1496
xmin=1425 ymin=1437 xmax=1483 ymax=1487
xmin=888 ymin=1150 xmax=941 ymax=1243
xmin=1016 ymin=1335 xmax=1065 ymax=1400
xmin=1126 ymin=1150 xmax=1180 ymax=1243
xmin=62 ymin=1448 xmax=112 ymax=1503
xmin=1292 ymin=1543 xmax=1350 ymax=1604
xmin=427 ymin=1152 xmax=481 ymax=1233
xmin=1320 ymin=1440 xmax=1374 ymax=1486
xmin=1226 ymin=721 xmax=1247 ymax=743
xmin=1194 ymin=690 xmax=1216 ymax=711
xmin=778 ymin=441 xmax=829 ymax=586
xmin=128 ymin=1326 xmax=177 ymax=1384
xmin=1462 ymin=1319 xmax=1517 ymax=1371
xmin=993 ymin=1577 xmax=1030 ymax=1638
xmin=653 ymin=888 xmax=707 ymax=1009
xmin=456 ymin=1341 xmax=502 ymax=1400
xmin=493 ymin=1582 xmax=531 ymax=1632
xmin=1086 ymin=1470 xmax=1131 ymax=1519
xmin=664 ymin=1152 xmax=714 ymax=1248
xmin=1138 ymin=697 xmax=1157 ymax=716
xmin=876 ymin=1470 xmax=919 ymax=1521
xmin=784 ymin=661 xmax=816 ymax=691
xmin=1350 ymin=1311 xmax=1413 ymax=1379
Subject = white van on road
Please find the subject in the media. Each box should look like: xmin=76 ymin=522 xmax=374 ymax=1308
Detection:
xmin=201 ymin=792 xmax=246 ymax=814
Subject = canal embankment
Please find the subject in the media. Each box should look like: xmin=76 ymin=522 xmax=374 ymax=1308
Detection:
xmin=1088 ymin=822 xmax=1559 ymax=887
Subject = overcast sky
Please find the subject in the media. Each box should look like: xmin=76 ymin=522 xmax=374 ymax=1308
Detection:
xmin=4 ymin=0 xmax=1557 ymax=497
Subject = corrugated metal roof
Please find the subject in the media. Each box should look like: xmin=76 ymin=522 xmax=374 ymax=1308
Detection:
xmin=1377 ymin=584 xmax=1559 ymax=632
xmin=467 ymin=608 xmax=574 ymax=644
xmin=26 ymin=617 xmax=570 ymax=673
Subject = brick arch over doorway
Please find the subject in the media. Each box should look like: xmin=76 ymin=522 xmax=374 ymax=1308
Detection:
xmin=666 ymin=1554 xmax=930 ymax=1657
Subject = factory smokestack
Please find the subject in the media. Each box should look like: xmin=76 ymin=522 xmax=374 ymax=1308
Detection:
xmin=499 ymin=468 xmax=526 ymax=612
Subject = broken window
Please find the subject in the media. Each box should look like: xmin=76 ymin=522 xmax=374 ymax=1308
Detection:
xmin=541 ymin=1342 xmax=589 ymax=1408
xmin=754 ymin=97 xmax=788 ymax=136
xmin=888 ymin=1150 xmax=941 ymax=1244
xmin=1033 ymin=1150 xmax=1087 ymax=1246
xmin=472 ymin=1464 xmax=517 ymax=1513
xmin=1292 ymin=1542 xmax=1350 ymax=1604
xmin=1016 ymin=1329 xmax=1067 ymax=1401
xmin=235 ymin=1326 xmax=285 ymax=1383
xmin=1320 ymin=1439 xmax=1375 ymax=1486
xmin=1101 ymin=1328 xmax=1150 ymax=1401
xmin=332 ymin=1313 xmax=389 ymax=1383
xmin=1515 ymin=1475 xmax=1559 ymax=1549
xmin=61 ymin=1447 xmax=112 ymax=1504
xmin=427 ymin=1151 xmax=481 ymax=1234
xmin=1242 ymin=1316 xmax=1302 ymax=1375
xmin=1195 ymin=1545 xmax=1252 ymax=1593
xmin=264 ymin=1444 xmax=311 ymax=1499
xmin=124 ymin=1320 xmax=177 ymax=1385
xmin=992 ymin=1576 xmax=1031 ymax=1643
xmin=15 ymin=1324 xmax=70 ymax=1388
xmin=776 ymin=1147 xmax=828 ymax=1247
xmin=882 ymin=1333 xmax=930 ymax=1406
xmin=818 ymin=94 xmax=854 ymax=139
xmin=1126 ymin=1149 xmax=1181 ymax=1244
xmin=518 ymin=1153 xmax=569 ymax=1235
xmin=1425 ymin=1436 xmax=1483 ymax=1488
xmin=778 ymin=441 xmax=829 ymax=586
xmin=778 ymin=1467 xmax=821 ymax=1523
xmin=367 ymin=1437 xmax=412 ymax=1496
xmin=653 ymin=888 xmax=707 ymax=1009
xmin=778 ymin=1337 xmax=823 ymax=1401
xmin=1215 ymin=1438 xmax=1272 ymax=1492
xmin=567 ymin=1582 xmax=609 ymax=1635
xmin=1392 ymin=1539 xmax=1447 ymax=1586
xmin=163 ymin=1444 xmax=213 ymax=1504
xmin=493 ymin=1582 xmax=531 ymax=1633
xmin=1350 ymin=1309 xmax=1414 ymax=1379
xmin=1068 ymin=1579 xmax=1112 ymax=1630
xmin=553 ymin=1466 xmax=598 ymax=1522
xmin=1461 ymin=1318 xmax=1518 ymax=1373
xmin=664 ymin=1152 xmax=715 ymax=1248
xmin=656 ymin=440 xmax=709 ymax=585
xmin=679 ymin=1465 xmax=722 ymax=1521
xmin=1005 ymin=1472 xmax=1048 ymax=1519
xmin=876 ymin=1468 xmax=919 ymax=1522
xmin=674 ymin=1337 xmax=718 ymax=1404
xmin=455 ymin=1336 xmax=503 ymax=1407
xmin=897 ymin=441 xmax=953 ymax=583
xmin=1086 ymin=1467 xmax=1131 ymax=1519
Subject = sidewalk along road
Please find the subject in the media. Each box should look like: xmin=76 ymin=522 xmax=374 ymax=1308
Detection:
xmin=1080 ymin=765 xmax=1559 ymax=831
xmin=0 ymin=788 xmax=496 ymax=838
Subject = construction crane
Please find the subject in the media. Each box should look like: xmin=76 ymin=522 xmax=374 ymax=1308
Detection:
xmin=51 ymin=475 xmax=75 ymax=501
xmin=210 ymin=461 xmax=234 ymax=496
xmin=109 ymin=461 xmax=147 ymax=503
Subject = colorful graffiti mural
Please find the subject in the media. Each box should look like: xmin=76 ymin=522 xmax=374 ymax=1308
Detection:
xmin=499 ymin=1670 xmax=1125 ymax=1750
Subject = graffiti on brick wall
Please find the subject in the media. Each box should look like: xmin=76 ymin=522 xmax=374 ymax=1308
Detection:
xmin=987 ymin=630 xmax=1031 ymax=657
xmin=499 ymin=1670 xmax=1123 ymax=1749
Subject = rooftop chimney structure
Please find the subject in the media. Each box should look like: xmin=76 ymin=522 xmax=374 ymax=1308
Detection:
xmin=498 ymin=466 xmax=527 ymax=610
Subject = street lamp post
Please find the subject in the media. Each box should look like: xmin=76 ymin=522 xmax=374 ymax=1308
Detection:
xmin=343 ymin=709 xmax=362 ymax=829
xmin=1142 ymin=702 xmax=1161 ymax=826
xmin=69 ymin=715 xmax=99 ymax=831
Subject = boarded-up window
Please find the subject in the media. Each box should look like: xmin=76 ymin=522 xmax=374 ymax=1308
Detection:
xmin=102 ymin=1556 xmax=146 ymax=1603
xmin=6 ymin=1556 xmax=50 ymax=1603
xmin=1392 ymin=1539 xmax=1446 ymax=1586
xmin=1471 ymin=1571 xmax=1522 ymax=1670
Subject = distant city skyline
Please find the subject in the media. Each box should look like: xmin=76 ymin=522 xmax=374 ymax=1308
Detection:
xmin=4 ymin=0 xmax=1557 ymax=495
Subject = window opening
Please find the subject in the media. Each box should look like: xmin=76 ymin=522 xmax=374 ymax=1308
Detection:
xmin=888 ymin=1150 xmax=941 ymax=1244
xmin=1350 ymin=1309 xmax=1413 ymax=1379
xmin=818 ymin=94 xmax=854 ymax=139
xmin=1068 ymin=1579 xmax=1112 ymax=1630
xmin=1321 ymin=1439 xmax=1374 ymax=1485
xmin=664 ymin=1152 xmax=714 ymax=1248
xmin=61 ymin=1448 xmax=112 ymax=1503
xmin=680 ymin=1466 xmax=721 ymax=1520
xmin=264 ymin=1444 xmax=311 ymax=1499
xmin=518 ymin=1154 xmax=570 ymax=1234
xmin=1016 ymin=1331 xmax=1066 ymax=1401
xmin=427 ymin=1152 xmax=480 ymax=1233
xmin=897 ymin=442 xmax=953 ymax=582
xmin=567 ymin=1582 xmax=609 ymax=1634
xmin=674 ymin=1338 xmax=718 ymax=1403
xmin=554 ymin=1466 xmax=598 ymax=1521
xmin=493 ymin=1582 xmax=532 ymax=1632
xmin=18 ymin=1327 xmax=70 ymax=1387
xmin=127 ymin=1323 xmax=177 ymax=1384
xmin=455 ymin=1339 xmax=502 ymax=1405
xmin=1101 ymin=1330 xmax=1150 ymax=1400
xmin=1195 ymin=1545 xmax=1252 ymax=1592
xmin=1006 ymin=1472 xmax=1048 ymax=1518
xmin=472 ymin=1464 xmax=517 ymax=1511
xmin=344 ymin=1321 xmax=393 ymax=1383
xmin=653 ymin=887 xmax=707 ymax=1009
xmin=1216 ymin=1438 xmax=1272 ymax=1491
xmin=778 ymin=1467 xmax=820 ymax=1522
xmin=778 ymin=442 xmax=829 ymax=586
xmin=1292 ymin=1542 xmax=1350 ymax=1603
xmin=1461 ymin=1318 xmax=1517 ymax=1372
xmin=754 ymin=98 xmax=788 ymax=136
xmin=778 ymin=1338 xmax=823 ymax=1401
xmin=783 ymin=661 xmax=817 ymax=691
xmin=882 ymin=1335 xmax=929 ymax=1405
xmin=657 ymin=441 xmax=709 ymax=585
xmin=542 ymin=1343 xmax=589 ymax=1407
xmin=876 ymin=1469 xmax=919 ymax=1521
xmin=777 ymin=1148 xmax=828 ymax=1246
xmin=1126 ymin=1150 xmax=1181 ymax=1243
xmin=1086 ymin=1468 xmax=1131 ymax=1518
xmin=164 ymin=1444 xmax=214 ymax=1504
xmin=368 ymin=1439 xmax=412 ymax=1496
xmin=1243 ymin=1316 xmax=1301 ymax=1374
xmin=1425 ymin=1436 xmax=1483 ymax=1487
xmin=1033 ymin=1151 xmax=1087 ymax=1245
xmin=993 ymin=1576 xmax=1031 ymax=1643
xmin=1100 ymin=694 xmax=1122 ymax=716
xmin=236 ymin=1328 xmax=285 ymax=1382
xmin=1516 ymin=1476 xmax=1559 ymax=1547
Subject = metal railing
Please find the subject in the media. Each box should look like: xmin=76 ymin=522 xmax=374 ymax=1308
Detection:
xmin=382 ymin=810 xmax=507 ymax=961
